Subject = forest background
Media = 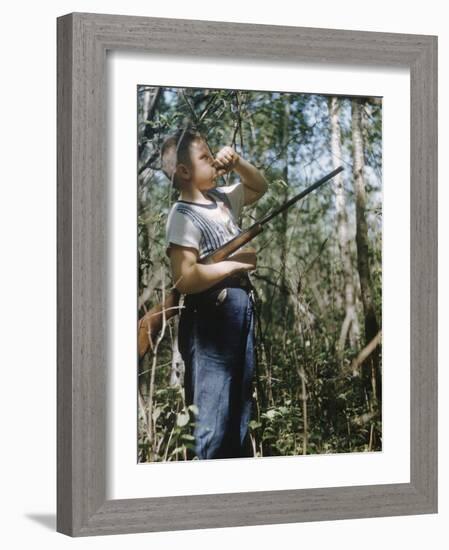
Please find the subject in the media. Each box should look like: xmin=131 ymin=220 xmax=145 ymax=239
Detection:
xmin=137 ymin=86 xmax=383 ymax=462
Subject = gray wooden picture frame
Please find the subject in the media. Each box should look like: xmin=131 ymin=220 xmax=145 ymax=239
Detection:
xmin=57 ymin=12 xmax=438 ymax=537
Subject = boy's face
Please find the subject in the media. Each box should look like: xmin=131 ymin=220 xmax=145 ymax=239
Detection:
xmin=184 ymin=139 xmax=218 ymax=190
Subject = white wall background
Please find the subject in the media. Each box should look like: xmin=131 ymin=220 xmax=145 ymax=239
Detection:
xmin=0 ymin=1 xmax=445 ymax=547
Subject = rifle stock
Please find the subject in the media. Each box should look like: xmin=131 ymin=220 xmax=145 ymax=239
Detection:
xmin=200 ymin=223 xmax=263 ymax=264
xmin=138 ymin=287 xmax=181 ymax=358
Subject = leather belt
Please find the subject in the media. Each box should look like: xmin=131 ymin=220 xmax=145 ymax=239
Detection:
xmin=184 ymin=272 xmax=254 ymax=309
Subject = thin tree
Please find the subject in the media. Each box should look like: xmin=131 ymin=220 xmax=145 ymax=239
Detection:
xmin=279 ymin=96 xmax=291 ymax=320
xmin=351 ymin=98 xmax=381 ymax=408
xmin=328 ymin=97 xmax=360 ymax=354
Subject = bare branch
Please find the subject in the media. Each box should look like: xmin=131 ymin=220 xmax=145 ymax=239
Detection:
xmin=350 ymin=330 xmax=382 ymax=375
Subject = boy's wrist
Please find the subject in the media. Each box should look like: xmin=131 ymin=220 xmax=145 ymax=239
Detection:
xmin=233 ymin=155 xmax=243 ymax=172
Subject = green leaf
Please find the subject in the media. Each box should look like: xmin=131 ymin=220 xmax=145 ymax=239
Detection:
xmin=176 ymin=412 xmax=190 ymax=427
xmin=264 ymin=409 xmax=277 ymax=420
xmin=248 ymin=420 xmax=262 ymax=430
xmin=188 ymin=404 xmax=199 ymax=415
xmin=169 ymin=446 xmax=185 ymax=456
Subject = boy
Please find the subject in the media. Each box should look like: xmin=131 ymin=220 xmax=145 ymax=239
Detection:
xmin=161 ymin=128 xmax=268 ymax=459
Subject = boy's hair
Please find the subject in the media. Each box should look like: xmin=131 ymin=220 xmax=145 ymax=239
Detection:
xmin=160 ymin=128 xmax=205 ymax=189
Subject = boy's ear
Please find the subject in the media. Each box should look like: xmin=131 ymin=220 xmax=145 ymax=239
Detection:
xmin=176 ymin=163 xmax=191 ymax=181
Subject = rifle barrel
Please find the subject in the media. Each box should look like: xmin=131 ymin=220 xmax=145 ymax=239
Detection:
xmin=256 ymin=166 xmax=344 ymax=227
xmin=198 ymin=166 xmax=343 ymax=265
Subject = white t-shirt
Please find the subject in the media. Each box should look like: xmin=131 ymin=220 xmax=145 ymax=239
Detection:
xmin=165 ymin=181 xmax=245 ymax=261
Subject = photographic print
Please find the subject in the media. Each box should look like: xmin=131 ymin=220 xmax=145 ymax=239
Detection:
xmin=137 ymin=85 xmax=382 ymax=463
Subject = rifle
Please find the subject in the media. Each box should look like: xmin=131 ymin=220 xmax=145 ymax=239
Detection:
xmin=138 ymin=165 xmax=344 ymax=358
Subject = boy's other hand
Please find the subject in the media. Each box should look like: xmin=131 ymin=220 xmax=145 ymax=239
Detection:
xmin=213 ymin=146 xmax=240 ymax=176
xmin=228 ymin=246 xmax=257 ymax=272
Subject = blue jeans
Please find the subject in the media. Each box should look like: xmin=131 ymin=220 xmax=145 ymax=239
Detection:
xmin=178 ymin=285 xmax=256 ymax=459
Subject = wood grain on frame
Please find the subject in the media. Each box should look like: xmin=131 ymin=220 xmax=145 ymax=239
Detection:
xmin=57 ymin=12 xmax=437 ymax=536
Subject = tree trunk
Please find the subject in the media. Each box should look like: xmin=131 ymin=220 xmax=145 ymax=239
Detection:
xmin=138 ymin=87 xmax=161 ymax=177
xmin=279 ymin=97 xmax=290 ymax=320
xmin=328 ymin=97 xmax=360 ymax=354
xmin=351 ymin=98 xmax=381 ymax=406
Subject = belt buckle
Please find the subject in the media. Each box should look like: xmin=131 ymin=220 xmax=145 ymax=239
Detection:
xmin=215 ymin=288 xmax=228 ymax=305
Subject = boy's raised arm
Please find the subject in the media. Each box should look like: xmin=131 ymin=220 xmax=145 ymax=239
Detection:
xmin=214 ymin=146 xmax=268 ymax=206
xmin=233 ymin=156 xmax=268 ymax=206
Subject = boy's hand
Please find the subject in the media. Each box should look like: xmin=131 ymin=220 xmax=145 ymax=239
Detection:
xmin=227 ymin=246 xmax=257 ymax=272
xmin=213 ymin=146 xmax=240 ymax=177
